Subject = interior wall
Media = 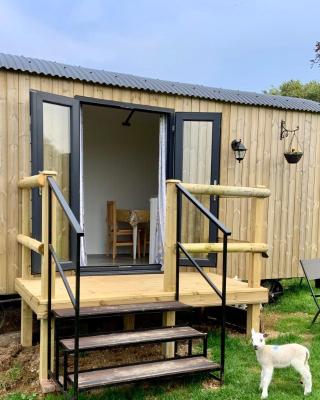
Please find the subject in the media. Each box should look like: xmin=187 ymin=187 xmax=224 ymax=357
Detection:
xmin=83 ymin=105 xmax=159 ymax=254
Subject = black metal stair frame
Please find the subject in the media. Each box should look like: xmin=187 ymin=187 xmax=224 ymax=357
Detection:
xmin=44 ymin=178 xmax=231 ymax=399
xmin=175 ymin=183 xmax=231 ymax=383
xmin=52 ymin=302 xmax=219 ymax=395
xmin=47 ymin=176 xmax=83 ymax=399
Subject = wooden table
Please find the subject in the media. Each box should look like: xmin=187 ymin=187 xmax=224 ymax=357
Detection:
xmin=129 ymin=210 xmax=150 ymax=260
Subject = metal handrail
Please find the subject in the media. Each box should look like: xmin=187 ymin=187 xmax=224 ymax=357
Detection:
xmin=177 ymin=242 xmax=222 ymax=299
xmin=176 ymin=183 xmax=231 ymax=384
xmin=47 ymin=176 xmax=83 ymax=235
xmin=49 ymin=244 xmax=76 ymax=307
xmin=46 ymin=176 xmax=82 ymax=399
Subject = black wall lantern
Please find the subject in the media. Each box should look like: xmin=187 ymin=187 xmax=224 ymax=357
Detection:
xmin=231 ymin=139 xmax=247 ymax=163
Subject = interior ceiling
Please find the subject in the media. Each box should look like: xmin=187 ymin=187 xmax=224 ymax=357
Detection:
xmin=82 ymin=104 xmax=160 ymax=126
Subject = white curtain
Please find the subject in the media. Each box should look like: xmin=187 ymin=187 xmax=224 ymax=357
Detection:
xmin=153 ymin=115 xmax=167 ymax=266
xmin=80 ymin=108 xmax=87 ymax=266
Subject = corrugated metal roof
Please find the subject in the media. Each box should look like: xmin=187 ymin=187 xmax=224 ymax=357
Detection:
xmin=1 ymin=52 xmax=319 ymax=112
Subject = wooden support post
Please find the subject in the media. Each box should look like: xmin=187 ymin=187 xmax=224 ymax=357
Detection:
xmin=20 ymin=189 xmax=33 ymax=347
xmin=39 ymin=171 xmax=57 ymax=382
xmin=40 ymin=171 xmax=57 ymax=300
xmin=39 ymin=318 xmax=48 ymax=381
xmin=51 ymin=195 xmax=58 ymax=298
xmin=247 ymin=304 xmax=261 ymax=335
xmin=246 ymin=194 xmax=266 ymax=335
xmin=162 ymin=311 xmax=176 ymax=357
xmin=123 ymin=314 xmax=135 ymax=331
xmin=50 ymin=318 xmax=55 ymax=371
xmin=21 ymin=189 xmax=31 ymax=278
xmin=163 ymin=180 xmax=180 ymax=292
xmin=21 ymin=300 xmax=33 ymax=347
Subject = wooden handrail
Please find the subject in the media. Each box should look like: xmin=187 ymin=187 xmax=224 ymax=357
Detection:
xmin=180 ymin=242 xmax=268 ymax=254
xmin=18 ymin=174 xmax=46 ymax=189
xmin=18 ymin=171 xmax=57 ymax=189
xmin=17 ymin=234 xmax=44 ymax=254
xmin=180 ymin=183 xmax=271 ymax=198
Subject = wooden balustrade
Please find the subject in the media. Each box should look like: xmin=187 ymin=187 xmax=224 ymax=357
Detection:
xmin=17 ymin=171 xmax=57 ymax=378
xmin=180 ymin=182 xmax=270 ymax=198
xmin=163 ymin=180 xmax=270 ymax=335
xmin=180 ymin=242 xmax=268 ymax=254
xmin=17 ymin=234 xmax=44 ymax=254
xmin=18 ymin=171 xmax=56 ymax=189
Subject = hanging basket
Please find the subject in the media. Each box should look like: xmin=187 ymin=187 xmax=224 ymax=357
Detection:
xmin=284 ymin=150 xmax=303 ymax=164
xmin=283 ymin=130 xmax=303 ymax=164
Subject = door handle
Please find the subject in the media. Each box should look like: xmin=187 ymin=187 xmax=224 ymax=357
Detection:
xmin=213 ymin=179 xmax=217 ymax=201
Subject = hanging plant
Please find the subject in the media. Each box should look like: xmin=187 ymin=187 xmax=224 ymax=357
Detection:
xmin=284 ymin=148 xmax=303 ymax=164
xmin=281 ymin=124 xmax=303 ymax=164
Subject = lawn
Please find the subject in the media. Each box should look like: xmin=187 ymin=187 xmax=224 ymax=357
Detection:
xmin=5 ymin=279 xmax=320 ymax=400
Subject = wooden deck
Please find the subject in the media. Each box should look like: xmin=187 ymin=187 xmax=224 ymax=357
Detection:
xmin=15 ymin=272 xmax=268 ymax=318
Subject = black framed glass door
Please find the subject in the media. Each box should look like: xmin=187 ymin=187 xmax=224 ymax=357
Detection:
xmin=174 ymin=112 xmax=221 ymax=267
xmin=30 ymin=91 xmax=80 ymax=273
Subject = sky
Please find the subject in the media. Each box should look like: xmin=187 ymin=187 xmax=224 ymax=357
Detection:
xmin=0 ymin=0 xmax=319 ymax=93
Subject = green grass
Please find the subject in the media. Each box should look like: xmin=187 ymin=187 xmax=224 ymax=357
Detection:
xmin=0 ymin=364 xmax=24 ymax=392
xmin=5 ymin=279 xmax=320 ymax=400
xmin=4 ymin=394 xmax=37 ymax=400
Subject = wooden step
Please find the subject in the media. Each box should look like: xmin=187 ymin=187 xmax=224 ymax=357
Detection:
xmin=69 ymin=356 xmax=219 ymax=390
xmin=60 ymin=326 xmax=205 ymax=351
xmin=53 ymin=301 xmax=191 ymax=319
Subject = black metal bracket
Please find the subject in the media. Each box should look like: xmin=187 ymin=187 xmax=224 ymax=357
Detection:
xmin=122 ymin=110 xmax=135 ymax=126
xmin=280 ymin=120 xmax=299 ymax=140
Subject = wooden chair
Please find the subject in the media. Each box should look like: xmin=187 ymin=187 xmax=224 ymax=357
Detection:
xmin=107 ymin=201 xmax=141 ymax=260
xmin=141 ymin=224 xmax=150 ymax=257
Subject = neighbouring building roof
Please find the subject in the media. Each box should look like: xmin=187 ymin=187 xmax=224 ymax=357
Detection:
xmin=1 ymin=52 xmax=320 ymax=113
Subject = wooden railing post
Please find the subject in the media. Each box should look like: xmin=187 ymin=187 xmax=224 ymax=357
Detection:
xmin=40 ymin=171 xmax=56 ymax=300
xmin=163 ymin=180 xmax=180 ymax=358
xmin=20 ymin=187 xmax=33 ymax=347
xmin=246 ymin=189 xmax=266 ymax=335
xmin=163 ymin=179 xmax=180 ymax=292
xmin=21 ymin=189 xmax=31 ymax=279
xmin=39 ymin=170 xmax=57 ymax=382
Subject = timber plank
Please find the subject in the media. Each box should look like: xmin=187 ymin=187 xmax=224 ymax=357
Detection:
xmin=16 ymin=273 xmax=268 ymax=319
xmin=69 ymin=357 xmax=219 ymax=389
xmin=53 ymin=301 xmax=191 ymax=319
xmin=60 ymin=326 xmax=204 ymax=351
xmin=0 ymin=71 xmax=7 ymax=293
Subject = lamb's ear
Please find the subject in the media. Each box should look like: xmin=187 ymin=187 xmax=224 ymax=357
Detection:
xmin=263 ymin=332 xmax=269 ymax=338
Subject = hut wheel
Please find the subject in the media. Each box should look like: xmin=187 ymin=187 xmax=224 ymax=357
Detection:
xmin=261 ymin=279 xmax=284 ymax=303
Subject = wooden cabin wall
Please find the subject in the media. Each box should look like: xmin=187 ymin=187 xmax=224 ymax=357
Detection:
xmin=0 ymin=70 xmax=320 ymax=293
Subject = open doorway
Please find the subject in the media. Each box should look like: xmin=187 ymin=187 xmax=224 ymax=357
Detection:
xmin=82 ymin=104 xmax=164 ymax=268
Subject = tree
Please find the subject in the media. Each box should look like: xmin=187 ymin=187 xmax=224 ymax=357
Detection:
xmin=265 ymin=80 xmax=320 ymax=102
xmin=311 ymin=41 xmax=320 ymax=67
xmin=264 ymin=42 xmax=320 ymax=102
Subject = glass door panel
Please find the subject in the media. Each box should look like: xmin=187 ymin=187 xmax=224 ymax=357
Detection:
xmin=175 ymin=112 xmax=221 ymax=267
xmin=182 ymin=120 xmax=213 ymax=259
xmin=31 ymin=91 xmax=80 ymax=273
xmin=43 ymin=102 xmax=71 ymax=262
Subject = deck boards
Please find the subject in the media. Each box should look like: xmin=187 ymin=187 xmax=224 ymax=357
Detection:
xmin=53 ymin=301 xmax=191 ymax=318
xmin=69 ymin=356 xmax=219 ymax=389
xmin=15 ymin=272 xmax=268 ymax=318
xmin=61 ymin=326 xmax=204 ymax=351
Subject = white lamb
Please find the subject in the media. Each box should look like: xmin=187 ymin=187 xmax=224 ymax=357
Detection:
xmin=251 ymin=329 xmax=312 ymax=399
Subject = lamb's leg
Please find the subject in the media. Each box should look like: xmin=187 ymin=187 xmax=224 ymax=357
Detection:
xmin=292 ymin=361 xmax=312 ymax=395
xmin=259 ymin=369 xmax=264 ymax=391
xmin=261 ymin=367 xmax=273 ymax=399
